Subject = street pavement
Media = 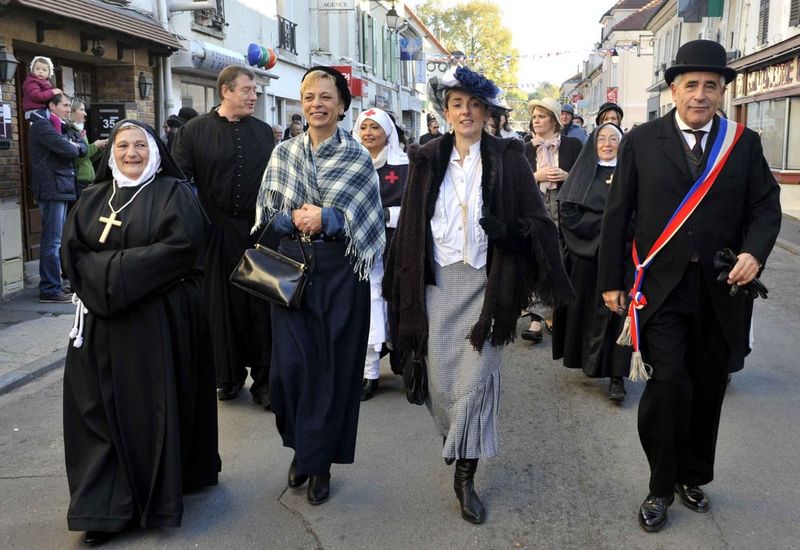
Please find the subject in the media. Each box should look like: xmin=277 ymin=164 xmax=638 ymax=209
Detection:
xmin=0 ymin=234 xmax=799 ymax=549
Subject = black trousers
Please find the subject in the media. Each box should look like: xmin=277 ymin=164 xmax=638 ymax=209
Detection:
xmin=638 ymin=262 xmax=730 ymax=497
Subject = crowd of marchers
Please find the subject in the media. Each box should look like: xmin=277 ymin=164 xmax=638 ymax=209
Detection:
xmin=24 ymin=37 xmax=780 ymax=546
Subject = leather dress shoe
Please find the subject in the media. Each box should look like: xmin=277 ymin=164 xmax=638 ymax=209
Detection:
xmin=608 ymin=377 xmax=626 ymax=402
xmin=638 ymin=493 xmax=674 ymax=532
xmin=287 ymin=456 xmax=308 ymax=488
xmin=307 ymin=473 xmax=331 ymax=505
xmin=675 ymin=483 xmax=710 ymax=513
xmin=360 ymin=378 xmax=379 ymax=401
xmin=84 ymin=531 xmax=115 ymax=546
xmin=251 ymin=386 xmax=272 ymax=410
xmin=217 ymin=382 xmax=243 ymax=401
xmin=520 ymin=328 xmax=543 ymax=343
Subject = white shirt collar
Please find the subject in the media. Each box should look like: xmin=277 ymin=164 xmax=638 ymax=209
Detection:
xmin=449 ymin=139 xmax=482 ymax=162
xmin=674 ymin=111 xmax=714 ymax=134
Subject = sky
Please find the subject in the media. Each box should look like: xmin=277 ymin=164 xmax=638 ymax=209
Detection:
xmin=417 ymin=0 xmax=609 ymax=89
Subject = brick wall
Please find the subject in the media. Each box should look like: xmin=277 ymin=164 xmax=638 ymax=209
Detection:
xmin=0 ymin=37 xmax=21 ymax=200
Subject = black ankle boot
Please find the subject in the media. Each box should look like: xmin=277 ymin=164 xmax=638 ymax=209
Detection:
xmin=307 ymin=473 xmax=331 ymax=505
xmin=287 ymin=455 xmax=308 ymax=488
xmin=360 ymin=378 xmax=379 ymax=401
xmin=453 ymin=459 xmax=486 ymax=524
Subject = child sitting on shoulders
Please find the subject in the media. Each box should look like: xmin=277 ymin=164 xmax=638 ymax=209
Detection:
xmin=22 ymin=56 xmax=62 ymax=120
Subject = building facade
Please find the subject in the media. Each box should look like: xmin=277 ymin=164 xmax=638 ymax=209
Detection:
xmin=0 ymin=0 xmax=180 ymax=297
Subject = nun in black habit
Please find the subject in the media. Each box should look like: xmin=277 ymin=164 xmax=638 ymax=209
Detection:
xmin=61 ymin=120 xmax=220 ymax=545
xmin=551 ymin=123 xmax=632 ymax=402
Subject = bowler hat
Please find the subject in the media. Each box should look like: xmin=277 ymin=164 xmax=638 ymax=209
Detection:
xmin=665 ymin=40 xmax=736 ymax=85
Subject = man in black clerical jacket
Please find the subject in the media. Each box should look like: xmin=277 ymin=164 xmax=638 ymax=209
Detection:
xmin=598 ymin=40 xmax=781 ymax=533
xmin=173 ymin=65 xmax=276 ymax=407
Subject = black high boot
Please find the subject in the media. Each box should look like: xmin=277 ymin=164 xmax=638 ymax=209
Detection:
xmin=453 ymin=459 xmax=486 ymax=524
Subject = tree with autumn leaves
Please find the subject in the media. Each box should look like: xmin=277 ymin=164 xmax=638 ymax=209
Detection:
xmin=415 ymin=0 xmax=518 ymax=88
xmin=415 ymin=1 xmax=560 ymax=130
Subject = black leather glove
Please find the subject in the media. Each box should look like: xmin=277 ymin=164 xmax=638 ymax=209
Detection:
xmin=714 ymin=248 xmax=769 ymax=299
xmin=479 ymin=215 xmax=507 ymax=240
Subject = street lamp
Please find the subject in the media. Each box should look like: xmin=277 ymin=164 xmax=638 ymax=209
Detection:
xmin=138 ymin=71 xmax=153 ymax=100
xmin=386 ymin=2 xmax=400 ymax=32
xmin=0 ymin=41 xmax=20 ymax=83
xmin=610 ymin=48 xmax=619 ymax=65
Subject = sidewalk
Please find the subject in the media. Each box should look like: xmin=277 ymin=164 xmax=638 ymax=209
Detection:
xmin=0 ymin=288 xmax=73 ymax=394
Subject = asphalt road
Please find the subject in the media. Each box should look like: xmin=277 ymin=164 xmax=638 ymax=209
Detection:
xmin=1 ymin=245 xmax=798 ymax=550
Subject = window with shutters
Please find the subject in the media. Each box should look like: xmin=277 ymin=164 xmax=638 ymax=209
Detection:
xmin=790 ymin=0 xmax=800 ymax=27
xmin=757 ymin=0 xmax=769 ymax=45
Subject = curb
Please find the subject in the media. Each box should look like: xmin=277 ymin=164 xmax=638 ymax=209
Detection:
xmin=776 ymin=237 xmax=800 ymax=256
xmin=0 ymin=348 xmax=67 ymax=395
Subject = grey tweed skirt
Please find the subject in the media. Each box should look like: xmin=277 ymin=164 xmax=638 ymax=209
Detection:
xmin=425 ymin=261 xmax=503 ymax=460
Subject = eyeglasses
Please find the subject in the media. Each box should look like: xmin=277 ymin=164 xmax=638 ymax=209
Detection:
xmin=596 ymin=136 xmax=619 ymax=145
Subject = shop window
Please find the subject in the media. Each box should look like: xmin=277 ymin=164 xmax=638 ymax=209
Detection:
xmin=748 ymin=99 xmax=788 ymax=170
xmin=181 ymin=83 xmax=216 ymax=115
xmin=787 ymin=98 xmax=800 ymax=170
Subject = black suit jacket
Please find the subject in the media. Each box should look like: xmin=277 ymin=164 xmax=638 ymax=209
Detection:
xmin=598 ymin=110 xmax=781 ymax=366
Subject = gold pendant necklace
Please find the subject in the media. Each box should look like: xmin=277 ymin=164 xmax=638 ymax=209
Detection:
xmin=451 ymin=161 xmax=479 ymax=264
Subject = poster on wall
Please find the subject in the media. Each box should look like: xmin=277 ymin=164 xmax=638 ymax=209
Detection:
xmin=0 ymin=103 xmax=12 ymax=148
xmin=606 ymin=87 xmax=619 ymax=104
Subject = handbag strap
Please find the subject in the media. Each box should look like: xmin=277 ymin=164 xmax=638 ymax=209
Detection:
xmin=255 ymin=213 xmax=310 ymax=265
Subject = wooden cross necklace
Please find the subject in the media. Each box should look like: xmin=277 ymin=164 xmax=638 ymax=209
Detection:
xmin=99 ymin=176 xmax=155 ymax=243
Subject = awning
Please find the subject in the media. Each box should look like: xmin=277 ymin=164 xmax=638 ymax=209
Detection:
xmin=1 ymin=0 xmax=183 ymax=51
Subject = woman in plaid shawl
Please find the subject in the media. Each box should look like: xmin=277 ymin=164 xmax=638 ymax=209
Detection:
xmin=255 ymin=67 xmax=384 ymax=506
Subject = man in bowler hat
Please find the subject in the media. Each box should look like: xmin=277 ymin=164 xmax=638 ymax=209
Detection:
xmin=598 ymin=40 xmax=781 ymax=532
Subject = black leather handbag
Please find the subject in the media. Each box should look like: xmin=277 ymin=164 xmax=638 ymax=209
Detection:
xmin=403 ymin=352 xmax=428 ymax=405
xmin=229 ymin=218 xmax=311 ymax=309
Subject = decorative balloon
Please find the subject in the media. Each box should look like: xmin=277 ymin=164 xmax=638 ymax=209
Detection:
xmin=247 ymin=43 xmax=277 ymax=70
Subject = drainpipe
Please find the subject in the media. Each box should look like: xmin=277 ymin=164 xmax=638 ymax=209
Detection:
xmin=155 ymin=0 xmax=175 ymax=128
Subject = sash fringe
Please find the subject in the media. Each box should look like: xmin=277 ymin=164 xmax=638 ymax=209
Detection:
xmin=616 ymin=316 xmax=632 ymax=346
xmin=628 ymin=350 xmax=652 ymax=382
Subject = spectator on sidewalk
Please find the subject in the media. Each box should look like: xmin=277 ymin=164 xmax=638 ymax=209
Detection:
xmin=22 ymin=56 xmax=62 ymax=120
xmin=29 ymin=93 xmax=87 ymax=303
xmin=66 ymin=97 xmax=107 ymax=199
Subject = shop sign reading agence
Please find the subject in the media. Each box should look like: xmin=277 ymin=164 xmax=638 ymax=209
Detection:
xmin=735 ymin=54 xmax=799 ymax=97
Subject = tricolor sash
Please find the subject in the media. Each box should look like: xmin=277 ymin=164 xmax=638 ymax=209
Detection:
xmin=617 ymin=117 xmax=745 ymax=381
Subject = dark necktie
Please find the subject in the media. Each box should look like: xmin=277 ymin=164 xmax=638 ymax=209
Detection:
xmin=683 ymin=129 xmax=706 ymax=158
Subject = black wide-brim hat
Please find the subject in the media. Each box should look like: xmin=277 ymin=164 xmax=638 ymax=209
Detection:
xmin=595 ymin=102 xmax=624 ymax=126
xmin=665 ymin=39 xmax=737 ymax=85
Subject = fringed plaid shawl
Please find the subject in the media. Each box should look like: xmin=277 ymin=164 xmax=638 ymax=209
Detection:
xmin=256 ymin=127 xmax=385 ymax=279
